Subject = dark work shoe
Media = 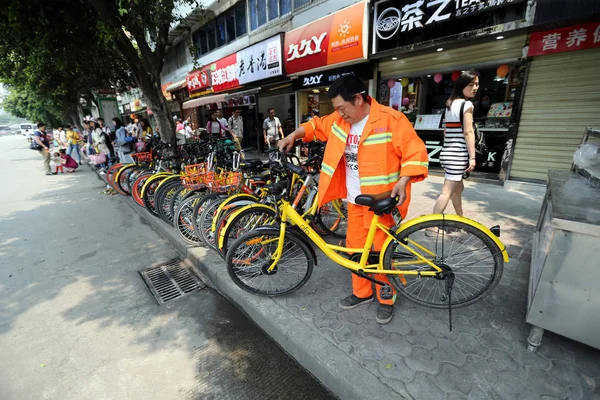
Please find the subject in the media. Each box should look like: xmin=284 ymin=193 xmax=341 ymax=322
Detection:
xmin=376 ymin=304 xmax=394 ymax=324
xmin=339 ymin=294 xmax=373 ymax=310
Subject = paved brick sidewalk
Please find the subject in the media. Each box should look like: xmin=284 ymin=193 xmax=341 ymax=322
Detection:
xmin=127 ymin=170 xmax=600 ymax=400
xmin=269 ymin=176 xmax=600 ymax=399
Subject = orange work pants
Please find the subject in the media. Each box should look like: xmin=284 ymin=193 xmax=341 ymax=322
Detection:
xmin=346 ymin=202 xmax=396 ymax=305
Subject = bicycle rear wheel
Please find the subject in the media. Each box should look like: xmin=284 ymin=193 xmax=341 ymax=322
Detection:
xmin=155 ymin=179 xmax=182 ymax=223
xmin=174 ymin=193 xmax=205 ymax=245
xmin=132 ymin=173 xmax=153 ymax=208
xmin=383 ymin=219 xmax=504 ymax=309
xmin=107 ymin=163 xmax=125 ymax=192
xmin=315 ymin=199 xmax=348 ymax=238
xmin=170 ymin=186 xmax=193 ymax=223
xmin=219 ymin=204 xmax=276 ymax=259
xmin=191 ymin=193 xmax=226 ymax=246
xmin=226 ymin=227 xmax=314 ymax=296
xmin=116 ymin=165 xmax=140 ymax=195
xmin=142 ymin=175 xmax=170 ymax=217
xmin=198 ymin=196 xmax=228 ymax=251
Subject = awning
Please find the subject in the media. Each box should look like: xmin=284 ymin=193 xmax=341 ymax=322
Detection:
xmin=224 ymin=87 xmax=261 ymax=100
xmin=182 ymin=93 xmax=229 ymax=109
xmin=166 ymin=79 xmax=187 ymax=92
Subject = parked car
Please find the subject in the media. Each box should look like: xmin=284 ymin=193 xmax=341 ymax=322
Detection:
xmin=20 ymin=123 xmax=35 ymax=141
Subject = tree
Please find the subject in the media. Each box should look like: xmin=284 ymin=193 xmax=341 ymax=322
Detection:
xmin=0 ymin=0 xmax=133 ymax=128
xmin=87 ymin=0 xmax=202 ymax=143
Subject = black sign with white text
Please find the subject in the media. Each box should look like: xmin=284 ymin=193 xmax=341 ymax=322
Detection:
xmin=292 ymin=63 xmax=373 ymax=91
xmin=373 ymin=0 xmax=527 ymax=53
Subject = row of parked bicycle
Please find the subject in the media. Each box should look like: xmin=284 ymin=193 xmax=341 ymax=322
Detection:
xmin=104 ymin=135 xmax=347 ymax=262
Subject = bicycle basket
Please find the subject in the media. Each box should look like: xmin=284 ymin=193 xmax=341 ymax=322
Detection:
xmin=205 ymin=171 xmax=242 ymax=192
xmin=181 ymin=163 xmax=208 ymax=190
xmin=131 ymin=152 xmax=152 ymax=162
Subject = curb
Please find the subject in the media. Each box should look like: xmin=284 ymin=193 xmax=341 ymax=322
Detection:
xmin=98 ymin=168 xmax=404 ymax=400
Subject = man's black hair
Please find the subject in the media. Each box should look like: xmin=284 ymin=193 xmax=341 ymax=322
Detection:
xmin=326 ymin=75 xmax=368 ymax=103
xmin=268 ymin=108 xmax=275 ymax=113
xmin=37 ymin=122 xmax=46 ymax=128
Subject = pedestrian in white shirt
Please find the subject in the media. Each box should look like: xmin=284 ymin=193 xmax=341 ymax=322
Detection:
xmin=228 ymin=108 xmax=244 ymax=149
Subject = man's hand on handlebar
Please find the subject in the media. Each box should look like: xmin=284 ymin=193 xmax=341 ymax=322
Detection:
xmin=278 ymin=134 xmax=296 ymax=153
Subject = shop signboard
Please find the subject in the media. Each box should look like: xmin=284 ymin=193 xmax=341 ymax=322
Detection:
xmin=161 ymin=82 xmax=172 ymax=99
xmin=130 ymin=99 xmax=143 ymax=112
xmin=209 ymin=35 xmax=284 ymax=93
xmin=373 ymin=0 xmax=527 ymax=53
xmin=237 ymin=35 xmax=283 ymax=84
xmin=528 ymin=22 xmax=600 ymax=57
xmin=186 ymin=67 xmax=212 ymax=93
xmin=292 ymin=63 xmax=373 ymax=90
xmin=210 ymin=54 xmax=239 ymax=93
xmin=284 ymin=1 xmax=368 ymax=75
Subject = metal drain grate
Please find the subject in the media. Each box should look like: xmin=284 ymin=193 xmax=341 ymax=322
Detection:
xmin=140 ymin=259 xmax=205 ymax=304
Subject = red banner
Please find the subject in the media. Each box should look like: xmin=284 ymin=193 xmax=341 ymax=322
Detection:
xmin=284 ymin=1 xmax=367 ymax=75
xmin=529 ymin=21 xmax=600 ymax=57
xmin=210 ymin=54 xmax=239 ymax=93
xmin=187 ymin=67 xmax=211 ymax=93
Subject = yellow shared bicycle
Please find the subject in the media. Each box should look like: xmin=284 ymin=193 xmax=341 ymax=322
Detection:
xmin=225 ymin=160 xmax=509 ymax=320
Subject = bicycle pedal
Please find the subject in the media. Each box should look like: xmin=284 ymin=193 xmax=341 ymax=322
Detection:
xmin=380 ymin=285 xmax=393 ymax=300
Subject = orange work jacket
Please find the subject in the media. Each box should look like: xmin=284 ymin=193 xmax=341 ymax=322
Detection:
xmin=301 ymin=97 xmax=429 ymax=218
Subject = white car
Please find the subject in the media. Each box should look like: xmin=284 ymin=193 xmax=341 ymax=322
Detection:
xmin=20 ymin=123 xmax=35 ymax=140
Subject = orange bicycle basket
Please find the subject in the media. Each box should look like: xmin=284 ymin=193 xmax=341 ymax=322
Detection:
xmin=181 ymin=163 xmax=208 ymax=190
xmin=205 ymin=171 xmax=242 ymax=192
xmin=131 ymin=152 xmax=153 ymax=162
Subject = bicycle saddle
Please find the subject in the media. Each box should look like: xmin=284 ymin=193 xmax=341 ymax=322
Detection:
xmin=354 ymin=191 xmax=398 ymax=215
xmin=264 ymin=180 xmax=289 ymax=195
xmin=239 ymin=158 xmax=262 ymax=170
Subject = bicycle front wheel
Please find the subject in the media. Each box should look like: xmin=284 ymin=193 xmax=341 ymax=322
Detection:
xmin=226 ymin=227 xmax=314 ymax=296
xmin=383 ymin=218 xmax=504 ymax=309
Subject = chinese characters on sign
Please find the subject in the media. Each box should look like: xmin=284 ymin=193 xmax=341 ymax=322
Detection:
xmin=284 ymin=1 xmax=366 ymax=75
xmin=238 ymin=35 xmax=282 ymax=84
xmin=375 ymin=0 xmax=525 ymax=41
xmin=186 ymin=68 xmax=211 ymax=93
xmin=528 ymin=22 xmax=600 ymax=57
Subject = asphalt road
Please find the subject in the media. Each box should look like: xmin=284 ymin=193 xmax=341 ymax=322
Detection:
xmin=0 ymin=135 xmax=336 ymax=400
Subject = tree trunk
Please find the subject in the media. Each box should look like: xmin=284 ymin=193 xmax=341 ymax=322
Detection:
xmin=139 ymin=79 xmax=175 ymax=145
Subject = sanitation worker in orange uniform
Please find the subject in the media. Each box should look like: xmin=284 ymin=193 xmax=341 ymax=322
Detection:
xmin=279 ymin=75 xmax=429 ymax=324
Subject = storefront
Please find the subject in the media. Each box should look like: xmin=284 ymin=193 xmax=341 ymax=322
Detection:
xmin=372 ymin=0 xmax=533 ymax=181
xmin=293 ymin=63 xmax=373 ymax=124
xmin=184 ymin=34 xmax=287 ymax=149
xmin=285 ymin=1 xmax=370 ymax=125
xmin=508 ymin=20 xmax=600 ymax=182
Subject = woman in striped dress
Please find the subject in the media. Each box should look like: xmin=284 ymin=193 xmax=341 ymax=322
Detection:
xmin=433 ymin=70 xmax=479 ymax=216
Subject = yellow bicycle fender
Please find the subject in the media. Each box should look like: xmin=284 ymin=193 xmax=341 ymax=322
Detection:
xmin=211 ymin=194 xmax=259 ymax=232
xmin=113 ymin=163 xmax=137 ymax=183
xmin=380 ymin=214 xmax=509 ymax=263
xmin=217 ymin=203 xmax=276 ymax=249
xmin=140 ymin=172 xmax=173 ymax=198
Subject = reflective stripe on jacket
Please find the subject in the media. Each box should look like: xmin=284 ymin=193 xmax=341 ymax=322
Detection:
xmin=301 ymin=97 xmax=429 ymax=218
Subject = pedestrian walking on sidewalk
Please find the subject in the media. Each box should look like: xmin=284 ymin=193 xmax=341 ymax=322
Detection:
xmin=31 ymin=122 xmax=53 ymax=175
xmin=279 ymin=75 xmax=429 ymax=325
xmin=66 ymin=125 xmax=82 ymax=165
xmin=433 ymin=70 xmax=479 ymax=216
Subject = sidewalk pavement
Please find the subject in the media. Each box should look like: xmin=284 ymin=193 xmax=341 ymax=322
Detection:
xmin=121 ymin=172 xmax=600 ymax=400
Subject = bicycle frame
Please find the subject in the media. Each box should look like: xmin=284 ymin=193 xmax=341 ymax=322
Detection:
xmin=266 ymin=199 xmax=444 ymax=276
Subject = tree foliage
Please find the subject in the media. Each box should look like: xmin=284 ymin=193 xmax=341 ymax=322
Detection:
xmin=87 ymin=0 xmax=202 ymax=143
xmin=0 ymin=0 xmax=134 ymax=126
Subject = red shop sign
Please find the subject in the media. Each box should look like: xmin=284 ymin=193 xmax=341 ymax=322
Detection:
xmin=187 ymin=67 xmax=211 ymax=93
xmin=210 ymin=54 xmax=239 ymax=93
xmin=529 ymin=21 xmax=600 ymax=57
xmin=284 ymin=1 xmax=367 ymax=75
